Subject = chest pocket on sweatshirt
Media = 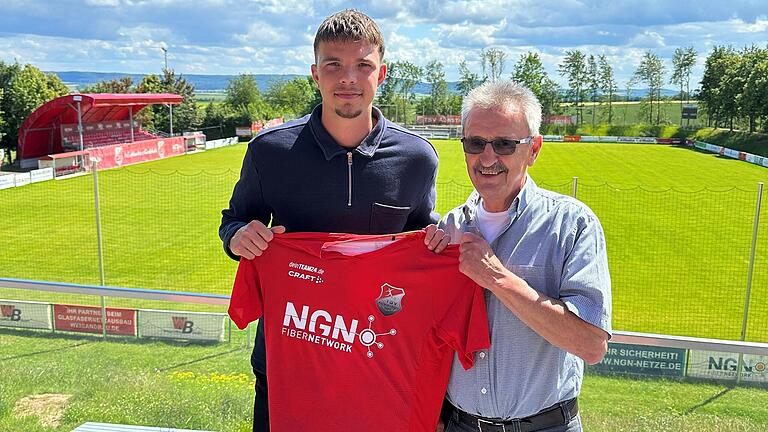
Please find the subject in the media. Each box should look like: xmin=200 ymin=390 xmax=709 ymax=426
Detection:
xmin=370 ymin=202 xmax=411 ymax=234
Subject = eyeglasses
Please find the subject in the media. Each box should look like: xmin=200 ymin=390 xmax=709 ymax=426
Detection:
xmin=460 ymin=136 xmax=534 ymax=155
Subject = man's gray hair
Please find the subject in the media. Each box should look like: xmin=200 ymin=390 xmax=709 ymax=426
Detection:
xmin=461 ymin=80 xmax=542 ymax=136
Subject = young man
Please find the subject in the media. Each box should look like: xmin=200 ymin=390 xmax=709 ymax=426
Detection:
xmin=219 ymin=9 xmax=447 ymax=431
xmin=440 ymin=81 xmax=612 ymax=432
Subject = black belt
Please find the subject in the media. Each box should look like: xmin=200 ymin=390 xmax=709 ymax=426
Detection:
xmin=450 ymin=398 xmax=578 ymax=432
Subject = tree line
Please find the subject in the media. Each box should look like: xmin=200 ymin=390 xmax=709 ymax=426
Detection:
xmin=3 ymin=44 xmax=768 ymax=165
xmin=699 ymin=45 xmax=768 ymax=133
xmin=1 ymin=62 xmax=69 ymax=165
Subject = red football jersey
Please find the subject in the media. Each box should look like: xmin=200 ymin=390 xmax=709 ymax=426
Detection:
xmin=229 ymin=231 xmax=489 ymax=432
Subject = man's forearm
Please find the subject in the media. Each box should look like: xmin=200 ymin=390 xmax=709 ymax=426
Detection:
xmin=487 ymin=271 xmax=608 ymax=364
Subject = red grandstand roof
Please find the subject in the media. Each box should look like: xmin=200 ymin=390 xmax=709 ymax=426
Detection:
xmin=18 ymin=93 xmax=182 ymax=160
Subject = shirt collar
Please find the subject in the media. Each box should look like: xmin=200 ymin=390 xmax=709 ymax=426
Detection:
xmin=308 ymin=104 xmax=386 ymax=160
xmin=463 ymin=174 xmax=537 ymax=221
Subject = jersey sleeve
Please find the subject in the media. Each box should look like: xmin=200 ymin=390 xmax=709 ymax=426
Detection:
xmin=435 ymin=282 xmax=490 ymax=370
xmin=228 ymin=258 xmax=264 ymax=330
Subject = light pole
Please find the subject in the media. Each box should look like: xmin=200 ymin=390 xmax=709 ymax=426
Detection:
xmin=160 ymin=46 xmax=168 ymax=71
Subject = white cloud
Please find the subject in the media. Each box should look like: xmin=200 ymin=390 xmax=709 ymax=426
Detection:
xmin=628 ymin=31 xmax=667 ymax=49
xmin=1 ymin=0 xmax=766 ymax=88
xmin=85 ymin=0 xmax=120 ymax=6
xmin=730 ymin=17 xmax=768 ymax=33
xmin=234 ymin=21 xmax=299 ymax=47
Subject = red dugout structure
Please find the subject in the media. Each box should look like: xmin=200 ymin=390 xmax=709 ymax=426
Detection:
xmin=17 ymin=93 xmax=192 ymax=172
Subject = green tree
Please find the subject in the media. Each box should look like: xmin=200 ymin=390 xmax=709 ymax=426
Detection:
xmin=201 ymin=101 xmax=227 ymax=128
xmin=0 ymin=63 xmax=68 ymax=164
xmin=137 ymin=74 xmax=162 ymax=93
xmin=633 ymin=50 xmax=666 ymax=124
xmin=456 ymin=60 xmax=481 ymax=96
xmin=699 ymin=45 xmax=735 ymax=128
xmin=0 ymin=88 xmax=5 ymax=159
xmin=480 ymin=48 xmax=507 ymax=82
xmin=81 ymin=76 xmax=134 ymax=93
xmin=597 ymin=55 xmax=617 ymax=124
xmin=266 ymin=76 xmax=317 ymax=118
xmin=224 ymin=73 xmax=270 ymax=124
xmin=734 ymin=46 xmax=768 ymax=132
xmin=384 ymin=60 xmax=422 ymax=123
xmin=305 ymin=76 xmax=322 ymax=114
xmin=225 ymin=74 xmax=262 ymax=112
xmin=378 ymin=68 xmax=398 ymax=109
xmin=200 ymin=101 xmax=240 ymax=138
xmin=670 ymin=46 xmax=697 ymax=125
xmin=719 ymin=52 xmax=746 ymax=131
xmin=424 ymin=60 xmax=449 ymax=115
xmin=142 ymin=69 xmax=200 ymax=134
xmin=586 ymin=54 xmax=599 ymax=127
xmin=558 ymin=50 xmax=587 ymax=124
xmin=740 ymin=57 xmax=768 ymax=133
xmin=0 ymin=62 xmax=20 ymax=163
xmin=134 ymin=74 xmax=163 ymax=129
xmin=511 ymin=52 xmax=560 ymax=119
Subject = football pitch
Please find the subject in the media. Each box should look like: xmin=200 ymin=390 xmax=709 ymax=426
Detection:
xmin=1 ymin=140 xmax=767 ymax=342
xmin=2 ymin=140 xmax=768 ymax=431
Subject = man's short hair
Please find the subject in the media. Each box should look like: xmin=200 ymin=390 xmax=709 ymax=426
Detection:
xmin=461 ymin=80 xmax=542 ymax=136
xmin=313 ymin=9 xmax=385 ymax=61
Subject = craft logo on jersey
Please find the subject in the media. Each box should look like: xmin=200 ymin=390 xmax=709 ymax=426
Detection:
xmin=1 ymin=305 xmax=21 ymax=321
xmin=171 ymin=316 xmax=194 ymax=333
xmin=376 ymin=283 xmax=405 ymax=316
xmin=287 ymin=261 xmax=325 ymax=284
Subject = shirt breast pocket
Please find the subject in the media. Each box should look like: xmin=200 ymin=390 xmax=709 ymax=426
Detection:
xmin=506 ymin=264 xmax=557 ymax=297
xmin=370 ymin=202 xmax=411 ymax=234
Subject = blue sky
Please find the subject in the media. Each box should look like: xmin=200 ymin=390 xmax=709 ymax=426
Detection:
xmin=1 ymin=0 xmax=767 ymax=88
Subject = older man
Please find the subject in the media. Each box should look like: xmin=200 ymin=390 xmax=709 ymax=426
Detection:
xmin=440 ymin=81 xmax=612 ymax=432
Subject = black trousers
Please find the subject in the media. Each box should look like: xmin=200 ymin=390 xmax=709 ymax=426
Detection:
xmin=253 ymin=371 xmax=269 ymax=432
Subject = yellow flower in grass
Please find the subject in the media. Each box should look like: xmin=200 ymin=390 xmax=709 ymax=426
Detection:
xmin=169 ymin=371 xmax=254 ymax=386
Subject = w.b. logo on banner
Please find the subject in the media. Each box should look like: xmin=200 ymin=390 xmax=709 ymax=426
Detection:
xmin=1 ymin=305 xmax=21 ymax=321
xmin=172 ymin=316 xmax=194 ymax=333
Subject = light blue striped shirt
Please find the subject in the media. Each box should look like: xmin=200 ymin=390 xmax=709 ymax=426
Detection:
xmin=440 ymin=175 xmax=612 ymax=420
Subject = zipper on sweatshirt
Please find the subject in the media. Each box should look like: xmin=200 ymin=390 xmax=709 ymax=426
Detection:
xmin=346 ymin=151 xmax=353 ymax=207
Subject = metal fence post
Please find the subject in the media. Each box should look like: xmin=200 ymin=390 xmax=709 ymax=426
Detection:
xmin=92 ymin=160 xmax=107 ymax=338
xmin=572 ymin=176 xmax=579 ymax=198
xmin=737 ymin=181 xmax=763 ymax=384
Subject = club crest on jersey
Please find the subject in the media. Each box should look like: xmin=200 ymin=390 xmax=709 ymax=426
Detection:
xmin=376 ymin=283 xmax=405 ymax=316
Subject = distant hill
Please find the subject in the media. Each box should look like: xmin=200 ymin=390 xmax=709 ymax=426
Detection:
xmin=51 ymin=70 xmax=462 ymax=94
xmin=51 ymin=71 xmax=304 ymax=92
xmin=50 ymin=71 xmax=680 ymax=99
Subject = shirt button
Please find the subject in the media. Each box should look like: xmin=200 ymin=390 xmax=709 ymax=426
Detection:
xmin=479 ymin=352 xmax=486 ymax=359
xmin=481 ymin=388 xmax=488 ymax=395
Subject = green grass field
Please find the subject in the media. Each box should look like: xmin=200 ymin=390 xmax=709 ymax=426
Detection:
xmin=2 ymin=141 xmax=767 ymax=340
xmin=195 ymin=92 xmax=227 ymax=109
xmin=559 ymin=100 xmax=706 ymax=127
xmin=2 ymin=141 xmax=768 ymax=430
xmin=2 ymin=329 xmax=767 ymax=431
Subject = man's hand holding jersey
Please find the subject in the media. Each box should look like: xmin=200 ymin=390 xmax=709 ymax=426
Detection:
xmin=424 ymin=224 xmax=450 ymax=253
xmin=232 ymin=221 xmax=451 ymax=259
xmin=230 ymin=220 xmax=286 ymax=259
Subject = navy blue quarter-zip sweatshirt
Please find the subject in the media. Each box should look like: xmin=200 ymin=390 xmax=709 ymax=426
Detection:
xmin=220 ymin=104 xmax=439 ymax=374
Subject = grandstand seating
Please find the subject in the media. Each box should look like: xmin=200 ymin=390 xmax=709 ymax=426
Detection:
xmin=62 ymin=126 xmax=159 ymax=151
